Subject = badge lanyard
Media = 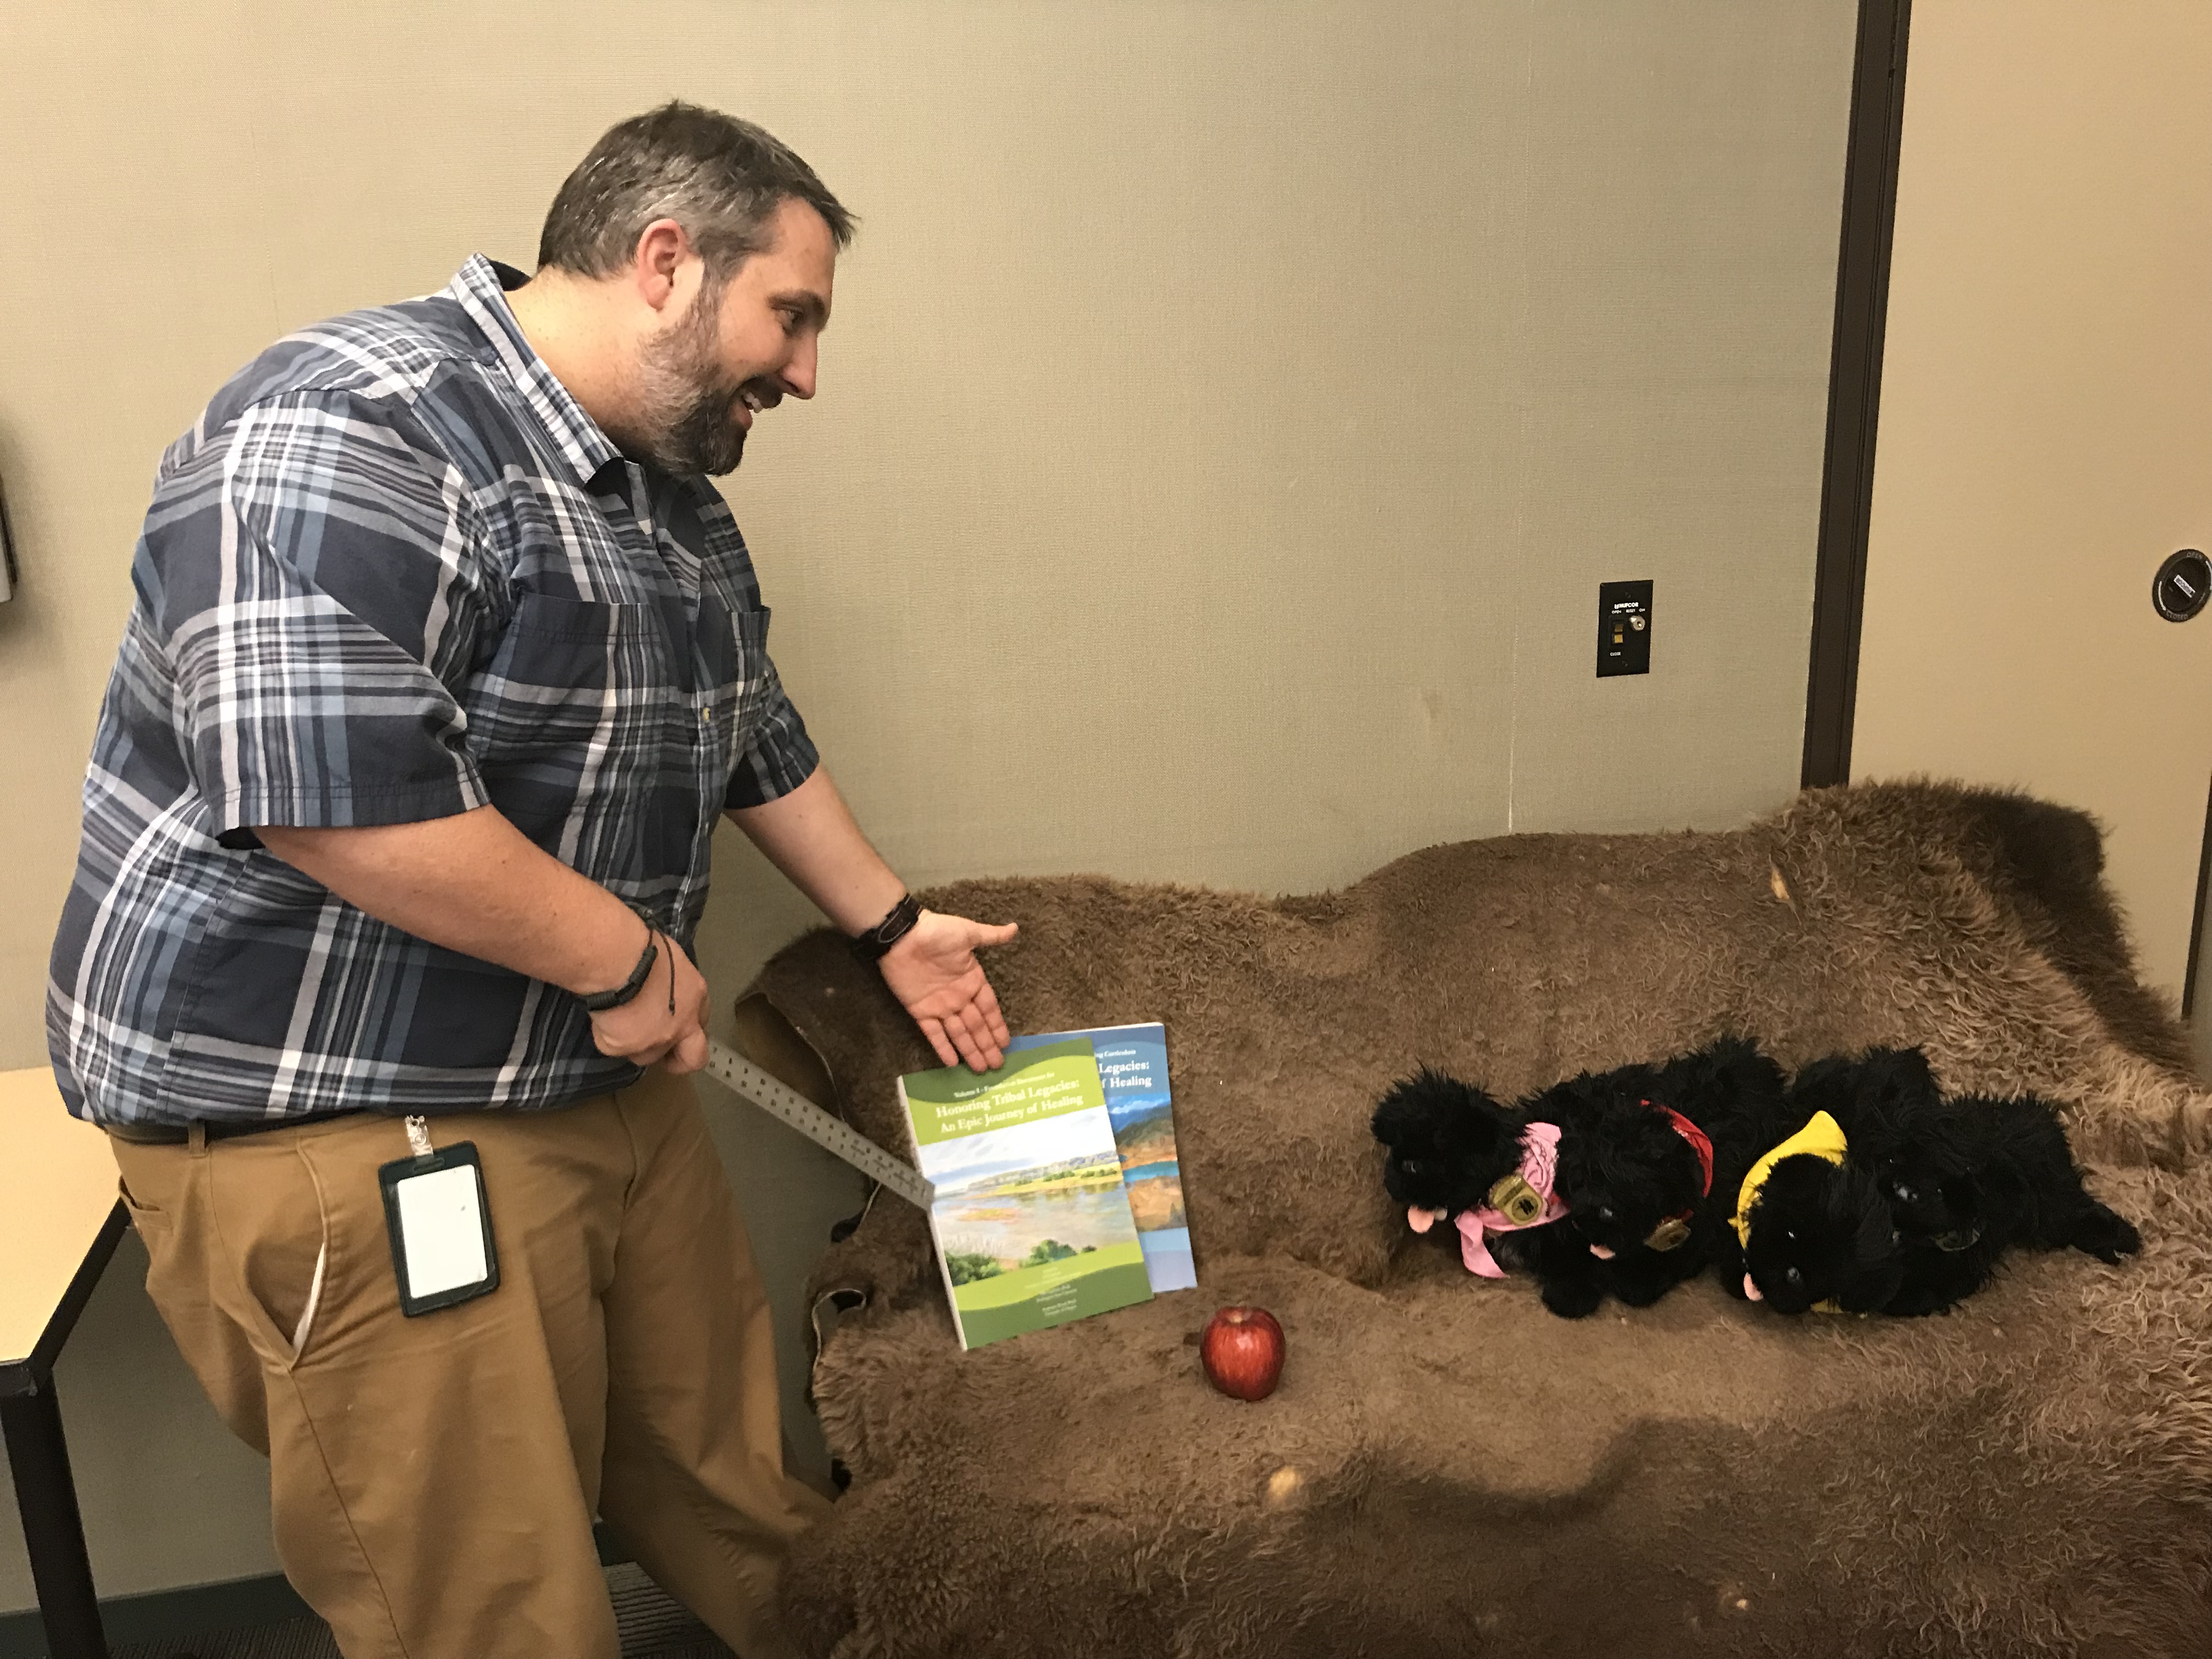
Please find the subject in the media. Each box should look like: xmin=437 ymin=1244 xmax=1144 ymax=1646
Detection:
xmin=377 ymin=1115 xmax=501 ymax=1316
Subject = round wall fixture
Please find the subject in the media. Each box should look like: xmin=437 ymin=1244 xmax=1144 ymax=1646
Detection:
xmin=2153 ymin=549 xmax=2211 ymax=622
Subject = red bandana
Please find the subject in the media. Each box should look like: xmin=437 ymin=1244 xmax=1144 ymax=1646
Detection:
xmin=1654 ymin=1104 xmax=1714 ymax=1197
xmin=1638 ymin=1100 xmax=1714 ymax=1250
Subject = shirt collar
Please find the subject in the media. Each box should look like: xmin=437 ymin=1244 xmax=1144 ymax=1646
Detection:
xmin=445 ymin=254 xmax=624 ymax=486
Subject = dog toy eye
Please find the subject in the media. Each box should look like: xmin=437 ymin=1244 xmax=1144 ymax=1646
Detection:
xmin=1399 ymin=1158 xmax=1422 ymax=1174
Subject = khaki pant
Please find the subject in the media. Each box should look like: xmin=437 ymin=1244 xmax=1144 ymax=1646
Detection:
xmin=110 ymin=1069 xmax=830 ymax=1659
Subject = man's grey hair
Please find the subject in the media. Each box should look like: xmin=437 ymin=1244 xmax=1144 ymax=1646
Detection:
xmin=538 ymin=101 xmax=854 ymax=280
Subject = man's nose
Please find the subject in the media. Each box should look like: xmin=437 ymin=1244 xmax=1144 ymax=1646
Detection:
xmin=778 ymin=335 xmax=818 ymax=401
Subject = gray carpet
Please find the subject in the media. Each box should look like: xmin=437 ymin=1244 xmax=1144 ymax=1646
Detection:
xmin=82 ymin=1565 xmax=732 ymax=1659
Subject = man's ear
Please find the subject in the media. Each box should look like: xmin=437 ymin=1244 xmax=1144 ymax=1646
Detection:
xmin=629 ymin=217 xmax=698 ymax=315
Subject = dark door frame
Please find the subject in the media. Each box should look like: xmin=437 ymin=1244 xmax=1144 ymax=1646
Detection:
xmin=1803 ymin=2 xmax=2210 ymax=1024
xmin=1801 ymin=0 xmax=1913 ymax=789
xmin=2187 ymin=778 xmax=2211 ymax=1019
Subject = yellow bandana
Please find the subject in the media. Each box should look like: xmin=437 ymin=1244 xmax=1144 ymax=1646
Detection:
xmin=1731 ymin=1110 xmax=1849 ymax=1248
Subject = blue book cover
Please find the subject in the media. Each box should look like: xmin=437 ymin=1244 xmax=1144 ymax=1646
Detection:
xmin=1006 ymin=1023 xmax=1194 ymax=1293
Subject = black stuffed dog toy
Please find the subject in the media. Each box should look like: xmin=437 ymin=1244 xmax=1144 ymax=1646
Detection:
xmin=1372 ymin=1039 xmax=1793 ymax=1319
xmin=1519 ymin=1037 xmax=1791 ymax=1316
xmin=1719 ymin=1047 xmax=2142 ymax=1317
xmin=1371 ymin=1066 xmax=1527 ymax=1234
xmin=1370 ymin=1067 xmax=1597 ymax=1317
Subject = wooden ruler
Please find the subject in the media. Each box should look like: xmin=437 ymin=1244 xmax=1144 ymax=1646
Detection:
xmin=699 ymin=1040 xmax=935 ymax=1209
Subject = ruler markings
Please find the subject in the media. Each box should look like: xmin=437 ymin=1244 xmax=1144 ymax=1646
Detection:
xmin=699 ymin=1040 xmax=934 ymax=1209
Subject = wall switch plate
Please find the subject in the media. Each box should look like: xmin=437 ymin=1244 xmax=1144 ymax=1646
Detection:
xmin=1596 ymin=580 xmax=1652 ymax=676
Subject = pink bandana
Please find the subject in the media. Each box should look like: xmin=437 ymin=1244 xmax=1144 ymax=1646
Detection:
xmin=1454 ymin=1121 xmax=1568 ymax=1277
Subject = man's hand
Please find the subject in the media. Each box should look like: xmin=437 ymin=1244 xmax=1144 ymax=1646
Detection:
xmin=729 ymin=772 xmax=1023 ymax=1072
xmin=587 ymin=930 xmax=712 ymax=1074
xmin=880 ymin=911 xmax=1018 ymax=1071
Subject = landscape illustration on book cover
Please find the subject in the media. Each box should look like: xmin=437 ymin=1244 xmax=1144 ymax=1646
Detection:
xmin=1009 ymin=1023 xmax=1194 ymax=1293
xmin=901 ymin=1038 xmax=1154 ymax=1350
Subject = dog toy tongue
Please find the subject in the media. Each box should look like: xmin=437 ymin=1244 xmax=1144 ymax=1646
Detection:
xmin=1407 ymin=1206 xmax=1442 ymax=1234
xmin=1589 ymin=1243 xmax=1616 ymax=1260
xmin=1743 ymin=1272 xmax=1763 ymax=1301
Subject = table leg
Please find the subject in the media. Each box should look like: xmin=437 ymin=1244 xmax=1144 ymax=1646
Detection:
xmin=2 ymin=1380 xmax=109 ymax=1659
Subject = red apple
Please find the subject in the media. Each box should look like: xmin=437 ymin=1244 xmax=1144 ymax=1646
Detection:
xmin=1200 ymin=1306 xmax=1285 ymax=1401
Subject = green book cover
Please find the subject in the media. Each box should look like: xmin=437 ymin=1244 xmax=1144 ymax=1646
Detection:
xmin=900 ymin=1038 xmax=1154 ymax=1350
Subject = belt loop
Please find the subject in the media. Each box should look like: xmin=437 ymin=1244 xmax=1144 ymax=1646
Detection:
xmin=187 ymin=1122 xmax=207 ymax=1156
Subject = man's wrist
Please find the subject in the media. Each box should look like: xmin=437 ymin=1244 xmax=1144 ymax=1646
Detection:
xmin=579 ymin=916 xmax=661 ymax=1011
xmin=849 ymin=893 xmax=922 ymax=963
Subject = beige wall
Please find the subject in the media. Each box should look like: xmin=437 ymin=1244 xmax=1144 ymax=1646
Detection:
xmin=1853 ymin=0 xmax=2212 ymax=1004
xmin=0 ymin=0 xmax=1855 ymax=1612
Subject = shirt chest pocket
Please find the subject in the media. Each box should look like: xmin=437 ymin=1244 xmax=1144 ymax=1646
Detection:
xmin=471 ymin=594 xmax=668 ymax=764
xmin=699 ymin=599 xmax=774 ymax=753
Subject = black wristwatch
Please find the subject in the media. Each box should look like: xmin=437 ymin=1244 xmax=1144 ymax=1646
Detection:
xmin=849 ymin=893 xmax=923 ymax=963
xmin=579 ymin=922 xmax=660 ymax=1012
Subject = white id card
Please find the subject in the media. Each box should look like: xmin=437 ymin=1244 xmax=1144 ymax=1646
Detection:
xmin=377 ymin=1121 xmax=500 ymax=1317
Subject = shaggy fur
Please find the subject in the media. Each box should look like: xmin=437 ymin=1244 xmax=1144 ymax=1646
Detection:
xmin=1369 ymin=1067 xmax=1609 ymax=1317
xmin=1370 ymin=1067 xmax=1525 ymax=1226
xmin=1373 ymin=1040 xmax=1796 ymax=1318
xmin=749 ymin=782 xmax=2212 ymax=1659
xmin=1527 ymin=1037 xmax=1792 ymax=1314
xmin=1726 ymin=1048 xmax=2145 ymax=1317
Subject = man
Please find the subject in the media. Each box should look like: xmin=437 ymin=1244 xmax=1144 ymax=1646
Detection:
xmin=46 ymin=103 xmax=1011 ymax=1658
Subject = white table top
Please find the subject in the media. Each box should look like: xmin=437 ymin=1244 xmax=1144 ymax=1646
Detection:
xmin=1 ymin=1066 xmax=124 ymax=1370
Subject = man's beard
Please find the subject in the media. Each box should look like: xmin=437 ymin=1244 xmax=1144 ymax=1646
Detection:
xmin=632 ymin=281 xmax=751 ymax=476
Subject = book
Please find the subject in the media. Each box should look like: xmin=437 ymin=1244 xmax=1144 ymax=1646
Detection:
xmin=900 ymin=1037 xmax=1154 ymax=1350
xmin=1007 ymin=1023 xmax=1195 ymax=1293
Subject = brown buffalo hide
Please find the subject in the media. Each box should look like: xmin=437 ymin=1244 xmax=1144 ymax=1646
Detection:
xmin=749 ymin=782 xmax=2212 ymax=1659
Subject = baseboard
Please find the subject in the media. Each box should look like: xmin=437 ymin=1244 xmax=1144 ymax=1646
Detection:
xmin=0 ymin=1525 xmax=634 ymax=1657
xmin=0 ymin=1570 xmax=308 ymax=1658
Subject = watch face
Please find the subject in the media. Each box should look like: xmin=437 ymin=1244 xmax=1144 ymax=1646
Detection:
xmin=851 ymin=895 xmax=919 ymax=960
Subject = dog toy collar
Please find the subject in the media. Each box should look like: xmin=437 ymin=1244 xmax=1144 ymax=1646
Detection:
xmin=1639 ymin=1101 xmax=1714 ymax=1252
xmin=1451 ymin=1121 xmax=1567 ymax=1277
xmin=1732 ymin=1110 xmax=1848 ymax=1249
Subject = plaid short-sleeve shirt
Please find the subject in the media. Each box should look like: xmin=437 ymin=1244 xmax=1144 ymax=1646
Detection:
xmin=48 ymin=256 xmax=819 ymax=1127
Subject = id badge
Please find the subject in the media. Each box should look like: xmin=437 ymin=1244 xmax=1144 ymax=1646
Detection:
xmin=377 ymin=1116 xmax=500 ymax=1317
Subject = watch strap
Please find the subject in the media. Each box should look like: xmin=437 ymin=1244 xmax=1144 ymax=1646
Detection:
xmin=849 ymin=893 xmax=922 ymax=963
